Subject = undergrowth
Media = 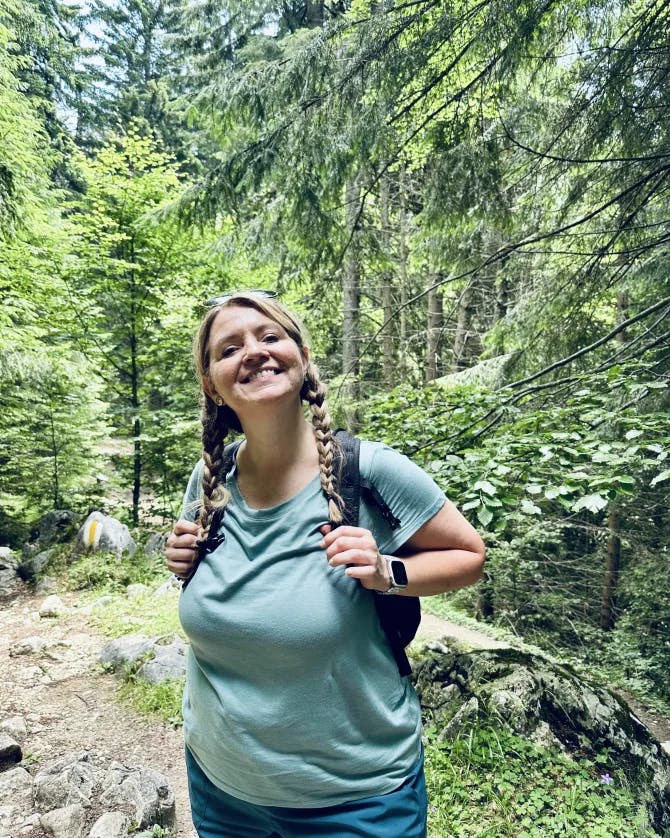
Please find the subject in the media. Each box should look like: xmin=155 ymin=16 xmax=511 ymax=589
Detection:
xmin=424 ymin=726 xmax=660 ymax=837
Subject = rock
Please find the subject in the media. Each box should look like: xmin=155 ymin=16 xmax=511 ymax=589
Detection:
xmin=17 ymin=549 xmax=54 ymax=582
xmin=413 ymin=643 xmax=670 ymax=833
xmin=33 ymin=752 xmax=98 ymax=810
xmin=662 ymin=741 xmax=670 ymax=755
xmin=99 ymin=636 xmax=154 ymax=670
xmin=9 ymin=636 xmax=47 ymax=656
xmin=0 ymin=716 xmax=28 ymax=742
xmin=0 ymin=547 xmax=22 ymax=600
xmin=40 ymin=804 xmax=86 ymax=838
xmin=144 ymin=532 xmax=167 ymax=557
xmin=125 ymin=583 xmax=148 ymax=598
xmin=0 ymin=765 xmax=32 ymax=797
xmin=139 ymin=639 xmax=188 ymax=684
xmin=99 ymin=763 xmax=175 ymax=830
xmin=74 ymin=512 xmax=136 ymax=560
xmin=0 ymin=733 xmax=22 ymax=770
xmin=27 ymin=510 xmax=81 ymax=551
xmin=153 ymin=578 xmax=180 ymax=596
xmin=88 ymin=810 xmax=131 ymax=838
xmin=35 ymin=575 xmax=58 ymax=594
xmin=39 ymin=595 xmax=67 ymax=618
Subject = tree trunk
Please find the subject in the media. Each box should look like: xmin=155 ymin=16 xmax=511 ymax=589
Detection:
xmin=342 ymin=175 xmax=361 ymax=424
xmin=398 ymin=182 xmax=409 ymax=378
xmin=380 ymin=174 xmax=395 ymax=388
xmin=425 ymin=280 xmax=443 ymax=382
xmin=600 ymin=510 xmax=621 ymax=630
xmin=305 ymin=0 xmax=324 ymax=27
xmin=49 ymin=407 xmax=60 ymax=509
xmin=452 ymin=282 xmax=475 ymax=371
xmin=130 ymin=240 xmax=141 ymax=526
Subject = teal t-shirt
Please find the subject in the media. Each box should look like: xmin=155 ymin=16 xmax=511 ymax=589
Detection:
xmin=178 ymin=440 xmax=445 ymax=807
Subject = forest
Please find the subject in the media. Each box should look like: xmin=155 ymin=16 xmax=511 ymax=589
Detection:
xmin=1 ymin=0 xmax=669 ymax=830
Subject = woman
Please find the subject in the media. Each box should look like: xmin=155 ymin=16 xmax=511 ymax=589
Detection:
xmin=166 ymin=290 xmax=485 ymax=838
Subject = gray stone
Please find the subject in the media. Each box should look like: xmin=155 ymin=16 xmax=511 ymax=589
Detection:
xmin=88 ymin=810 xmax=131 ymax=838
xmin=153 ymin=578 xmax=180 ymax=596
xmin=125 ymin=583 xmax=148 ymax=598
xmin=17 ymin=549 xmax=54 ymax=582
xmin=0 ymin=733 xmax=22 ymax=770
xmin=0 ymin=765 xmax=32 ymax=796
xmin=413 ymin=643 xmax=670 ymax=833
xmin=34 ymin=753 xmax=98 ymax=809
xmin=0 ymin=716 xmax=28 ymax=742
xmin=0 ymin=547 xmax=18 ymax=569
xmin=9 ymin=636 xmax=47 ymax=656
xmin=99 ymin=763 xmax=175 ymax=830
xmin=138 ymin=639 xmax=188 ymax=684
xmin=144 ymin=532 xmax=167 ymax=557
xmin=35 ymin=575 xmax=58 ymax=594
xmin=74 ymin=512 xmax=136 ymax=561
xmin=99 ymin=636 xmax=154 ymax=670
xmin=39 ymin=594 xmax=67 ymax=618
xmin=40 ymin=804 xmax=86 ymax=838
xmin=27 ymin=510 xmax=80 ymax=551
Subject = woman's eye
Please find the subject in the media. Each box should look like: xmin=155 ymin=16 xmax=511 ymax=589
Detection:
xmin=221 ymin=346 xmax=238 ymax=358
xmin=263 ymin=333 xmax=279 ymax=343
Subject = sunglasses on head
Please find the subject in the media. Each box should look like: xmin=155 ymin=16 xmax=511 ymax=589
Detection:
xmin=204 ymin=289 xmax=278 ymax=308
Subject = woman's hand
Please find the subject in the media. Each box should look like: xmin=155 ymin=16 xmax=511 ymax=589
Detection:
xmin=166 ymin=519 xmax=199 ymax=579
xmin=320 ymin=524 xmax=391 ymax=592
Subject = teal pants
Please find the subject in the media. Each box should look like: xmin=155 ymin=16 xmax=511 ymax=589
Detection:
xmin=186 ymin=747 xmax=428 ymax=838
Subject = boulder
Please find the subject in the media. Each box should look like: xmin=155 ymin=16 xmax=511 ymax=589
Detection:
xmin=26 ymin=510 xmax=81 ymax=552
xmin=144 ymin=532 xmax=167 ymax=557
xmin=40 ymin=804 xmax=86 ymax=838
xmin=0 ymin=733 xmax=22 ymax=770
xmin=17 ymin=548 xmax=54 ymax=581
xmin=99 ymin=763 xmax=175 ymax=830
xmin=413 ymin=642 xmax=670 ymax=833
xmin=88 ymin=810 xmax=131 ymax=838
xmin=9 ymin=636 xmax=47 ymax=657
xmin=139 ymin=639 xmax=188 ymax=684
xmin=39 ymin=595 xmax=68 ymax=618
xmin=0 ymin=716 xmax=28 ymax=742
xmin=33 ymin=752 xmax=98 ymax=810
xmin=0 ymin=546 xmax=22 ymax=599
xmin=74 ymin=512 xmax=136 ymax=560
xmin=99 ymin=636 xmax=154 ymax=670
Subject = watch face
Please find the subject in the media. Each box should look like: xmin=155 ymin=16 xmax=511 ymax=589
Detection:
xmin=390 ymin=559 xmax=408 ymax=587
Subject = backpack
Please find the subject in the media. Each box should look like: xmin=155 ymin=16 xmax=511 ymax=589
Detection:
xmin=191 ymin=430 xmax=420 ymax=677
xmin=332 ymin=429 xmax=420 ymax=677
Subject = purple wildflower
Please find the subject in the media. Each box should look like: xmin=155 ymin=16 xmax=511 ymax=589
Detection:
xmin=600 ymin=773 xmax=614 ymax=785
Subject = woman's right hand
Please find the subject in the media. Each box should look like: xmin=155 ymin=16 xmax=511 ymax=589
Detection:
xmin=166 ymin=519 xmax=200 ymax=579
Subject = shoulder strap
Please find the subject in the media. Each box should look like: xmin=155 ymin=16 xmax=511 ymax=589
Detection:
xmin=332 ymin=429 xmax=418 ymax=677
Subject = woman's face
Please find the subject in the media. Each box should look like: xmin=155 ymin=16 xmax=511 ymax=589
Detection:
xmin=204 ymin=304 xmax=308 ymax=421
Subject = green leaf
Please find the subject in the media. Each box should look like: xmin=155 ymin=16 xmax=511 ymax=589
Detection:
xmin=650 ymin=469 xmax=670 ymax=487
xmin=572 ymin=493 xmax=608 ymax=513
xmin=526 ymin=484 xmax=542 ymax=495
xmin=474 ymin=479 xmax=496 ymax=496
xmin=477 ymin=505 xmax=494 ymax=527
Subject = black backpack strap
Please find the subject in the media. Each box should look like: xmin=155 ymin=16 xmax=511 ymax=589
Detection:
xmin=332 ymin=429 xmax=418 ymax=677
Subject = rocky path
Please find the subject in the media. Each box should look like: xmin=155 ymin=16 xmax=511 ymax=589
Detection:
xmin=2 ymin=588 xmax=668 ymax=837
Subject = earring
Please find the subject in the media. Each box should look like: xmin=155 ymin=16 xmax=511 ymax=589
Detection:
xmin=215 ymin=397 xmax=224 ymax=406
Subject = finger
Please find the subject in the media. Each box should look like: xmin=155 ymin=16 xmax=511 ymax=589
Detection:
xmin=173 ymin=519 xmax=200 ymax=536
xmin=328 ymin=549 xmax=377 ymax=567
xmin=320 ymin=526 xmax=368 ymax=547
xmin=324 ymin=534 xmax=376 ymax=554
xmin=344 ymin=565 xmax=379 ymax=582
xmin=319 ymin=524 xmax=332 ymax=537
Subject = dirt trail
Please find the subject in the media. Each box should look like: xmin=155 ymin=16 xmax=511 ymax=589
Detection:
xmin=2 ymin=589 xmax=667 ymax=838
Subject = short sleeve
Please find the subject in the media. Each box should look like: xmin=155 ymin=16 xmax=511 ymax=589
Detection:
xmin=358 ymin=441 xmax=446 ymax=554
xmin=180 ymin=459 xmax=204 ymax=522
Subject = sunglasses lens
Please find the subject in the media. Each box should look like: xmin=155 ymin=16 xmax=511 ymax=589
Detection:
xmin=205 ymin=289 xmax=277 ymax=307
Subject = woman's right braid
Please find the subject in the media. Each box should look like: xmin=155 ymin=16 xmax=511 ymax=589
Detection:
xmin=304 ymin=362 xmax=344 ymax=523
xmin=198 ymin=397 xmax=232 ymax=541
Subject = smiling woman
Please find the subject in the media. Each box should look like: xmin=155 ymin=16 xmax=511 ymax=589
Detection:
xmin=165 ymin=290 xmax=486 ymax=838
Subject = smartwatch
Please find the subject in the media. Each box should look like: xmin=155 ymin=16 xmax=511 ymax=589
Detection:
xmin=379 ymin=555 xmax=409 ymax=595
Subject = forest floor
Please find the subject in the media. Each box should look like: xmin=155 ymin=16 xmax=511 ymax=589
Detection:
xmin=2 ymin=589 xmax=669 ymax=838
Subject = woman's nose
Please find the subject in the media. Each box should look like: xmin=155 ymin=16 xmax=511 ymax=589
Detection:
xmin=243 ymin=337 xmax=268 ymax=361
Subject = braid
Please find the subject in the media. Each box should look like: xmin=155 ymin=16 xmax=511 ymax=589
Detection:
xmin=303 ymin=361 xmax=344 ymax=523
xmin=198 ymin=396 xmax=233 ymax=541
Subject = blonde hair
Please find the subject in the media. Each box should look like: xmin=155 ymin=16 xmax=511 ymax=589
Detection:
xmin=193 ymin=293 xmax=344 ymax=543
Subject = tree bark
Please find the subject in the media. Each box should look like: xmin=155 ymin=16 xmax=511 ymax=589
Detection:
xmin=600 ymin=510 xmax=621 ymax=630
xmin=305 ymin=0 xmax=324 ymax=27
xmin=342 ymin=175 xmax=361 ymax=422
xmin=452 ymin=282 xmax=476 ymax=371
xmin=380 ymin=174 xmax=395 ymax=388
xmin=425 ymin=280 xmax=443 ymax=382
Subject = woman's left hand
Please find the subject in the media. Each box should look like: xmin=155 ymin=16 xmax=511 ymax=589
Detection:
xmin=320 ymin=524 xmax=391 ymax=592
